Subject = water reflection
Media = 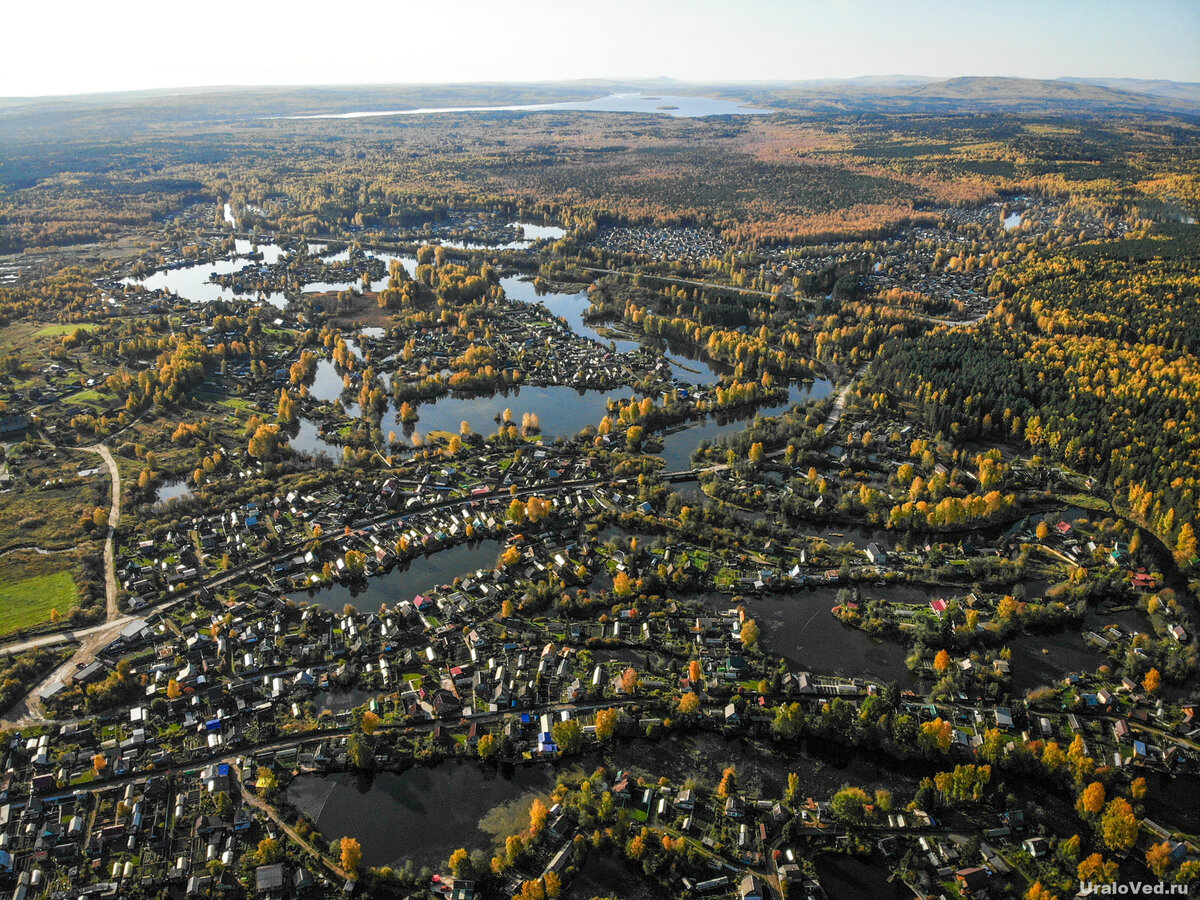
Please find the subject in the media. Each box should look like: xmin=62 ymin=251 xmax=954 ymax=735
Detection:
xmin=288 ymin=93 xmax=777 ymax=120
xmin=288 ymin=539 xmax=506 ymax=612
xmin=153 ymin=478 xmax=193 ymax=504
xmin=658 ymin=378 xmax=832 ymax=471
xmin=380 ymin=385 xmax=625 ymax=445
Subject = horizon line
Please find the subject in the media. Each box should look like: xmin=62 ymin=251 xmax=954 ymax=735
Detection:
xmin=5 ymin=73 xmax=1200 ymax=103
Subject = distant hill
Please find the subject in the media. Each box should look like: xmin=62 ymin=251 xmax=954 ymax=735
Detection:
xmin=907 ymin=75 xmax=1200 ymax=114
xmin=1 ymin=76 xmax=1197 ymax=133
xmin=744 ymin=75 xmax=1200 ymax=116
xmin=1060 ymin=77 xmax=1200 ymax=104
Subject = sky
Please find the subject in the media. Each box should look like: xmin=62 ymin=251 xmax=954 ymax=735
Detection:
xmin=3 ymin=0 xmax=1198 ymax=97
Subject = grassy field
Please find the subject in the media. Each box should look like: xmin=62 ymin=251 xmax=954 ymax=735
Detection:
xmin=0 ymin=452 xmax=107 ymax=551
xmin=0 ymin=569 xmax=78 ymax=635
xmin=33 ymin=323 xmax=99 ymax=339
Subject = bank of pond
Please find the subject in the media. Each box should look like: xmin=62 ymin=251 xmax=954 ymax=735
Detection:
xmin=284 ymin=730 xmax=922 ymax=871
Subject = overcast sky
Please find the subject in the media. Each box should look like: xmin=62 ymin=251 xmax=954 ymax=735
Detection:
xmin=4 ymin=0 xmax=1198 ymax=97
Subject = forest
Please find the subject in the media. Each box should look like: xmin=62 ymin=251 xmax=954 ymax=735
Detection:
xmin=2 ymin=89 xmax=1197 ymax=254
xmin=873 ymin=227 xmax=1200 ymax=568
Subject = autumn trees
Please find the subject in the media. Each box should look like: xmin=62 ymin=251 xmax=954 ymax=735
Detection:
xmin=739 ymin=618 xmax=760 ymax=650
xmin=594 ymin=707 xmax=619 ymax=742
xmin=339 ymin=836 xmax=362 ymax=875
xmin=875 ymin=249 xmax=1200 ymax=576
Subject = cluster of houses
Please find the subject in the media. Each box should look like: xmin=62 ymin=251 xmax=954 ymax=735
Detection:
xmin=0 ymin=742 xmax=332 ymax=900
xmin=587 ymin=226 xmax=731 ymax=265
xmin=210 ymin=246 xmax=386 ymax=298
xmin=336 ymin=292 xmax=661 ymax=398
xmin=118 ymin=454 xmax=611 ymax=607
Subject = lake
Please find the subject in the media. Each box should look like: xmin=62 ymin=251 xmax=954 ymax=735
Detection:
xmin=287 ymin=92 xmax=776 ymax=120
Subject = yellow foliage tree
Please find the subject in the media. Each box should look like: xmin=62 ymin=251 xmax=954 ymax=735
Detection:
xmin=594 ymin=708 xmax=618 ymax=741
xmin=1080 ymin=781 xmax=1106 ymax=816
xmin=1146 ymin=842 xmax=1173 ymax=879
xmin=340 ymin=837 xmax=362 ymax=875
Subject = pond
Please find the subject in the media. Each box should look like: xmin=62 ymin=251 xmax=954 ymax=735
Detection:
xmin=816 ymin=854 xmax=916 ymax=900
xmin=285 ymin=762 xmax=559 ymax=870
xmin=366 ymin=253 xmax=418 ymax=291
xmin=287 ymin=539 xmax=506 ymax=613
xmin=124 ymin=245 xmax=412 ymax=306
xmin=314 ymin=687 xmax=371 ymax=714
xmin=236 ymin=239 xmax=286 ymax=265
xmin=566 ymin=852 xmax=658 ymax=900
xmin=125 ymin=256 xmax=250 ymax=304
xmin=1143 ymin=772 xmax=1200 ymax=833
xmin=1003 ymin=211 xmax=1022 ymax=230
xmin=124 ymin=242 xmax=291 ymax=305
xmin=811 ymin=523 xmax=890 ymax=551
xmin=1005 ymin=629 xmax=1105 ymax=694
xmin=289 ymin=418 xmax=342 ymax=459
xmin=499 ymin=276 xmax=735 ymax=387
xmin=288 ymin=92 xmax=777 ymax=120
xmin=661 ymin=342 xmax=732 ymax=387
xmin=657 ymin=377 xmax=833 ymax=472
xmin=700 ymin=590 xmax=919 ymax=688
xmin=153 ymin=478 xmax=193 ymax=505
xmin=286 ymin=730 xmax=919 ymax=872
xmin=606 ymin=731 xmax=922 ymax=801
xmin=439 ymin=222 xmax=567 ymax=251
xmin=308 ymin=359 xmax=346 ymax=405
xmin=499 ymin=276 xmax=642 ymax=353
xmin=380 ymin=384 xmax=628 ymax=445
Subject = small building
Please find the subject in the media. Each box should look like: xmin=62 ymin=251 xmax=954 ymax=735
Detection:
xmin=1023 ymin=837 xmax=1049 ymax=858
xmin=956 ymin=867 xmax=990 ymax=896
xmin=739 ymin=874 xmax=765 ymax=900
xmin=255 ymin=864 xmax=285 ymax=896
